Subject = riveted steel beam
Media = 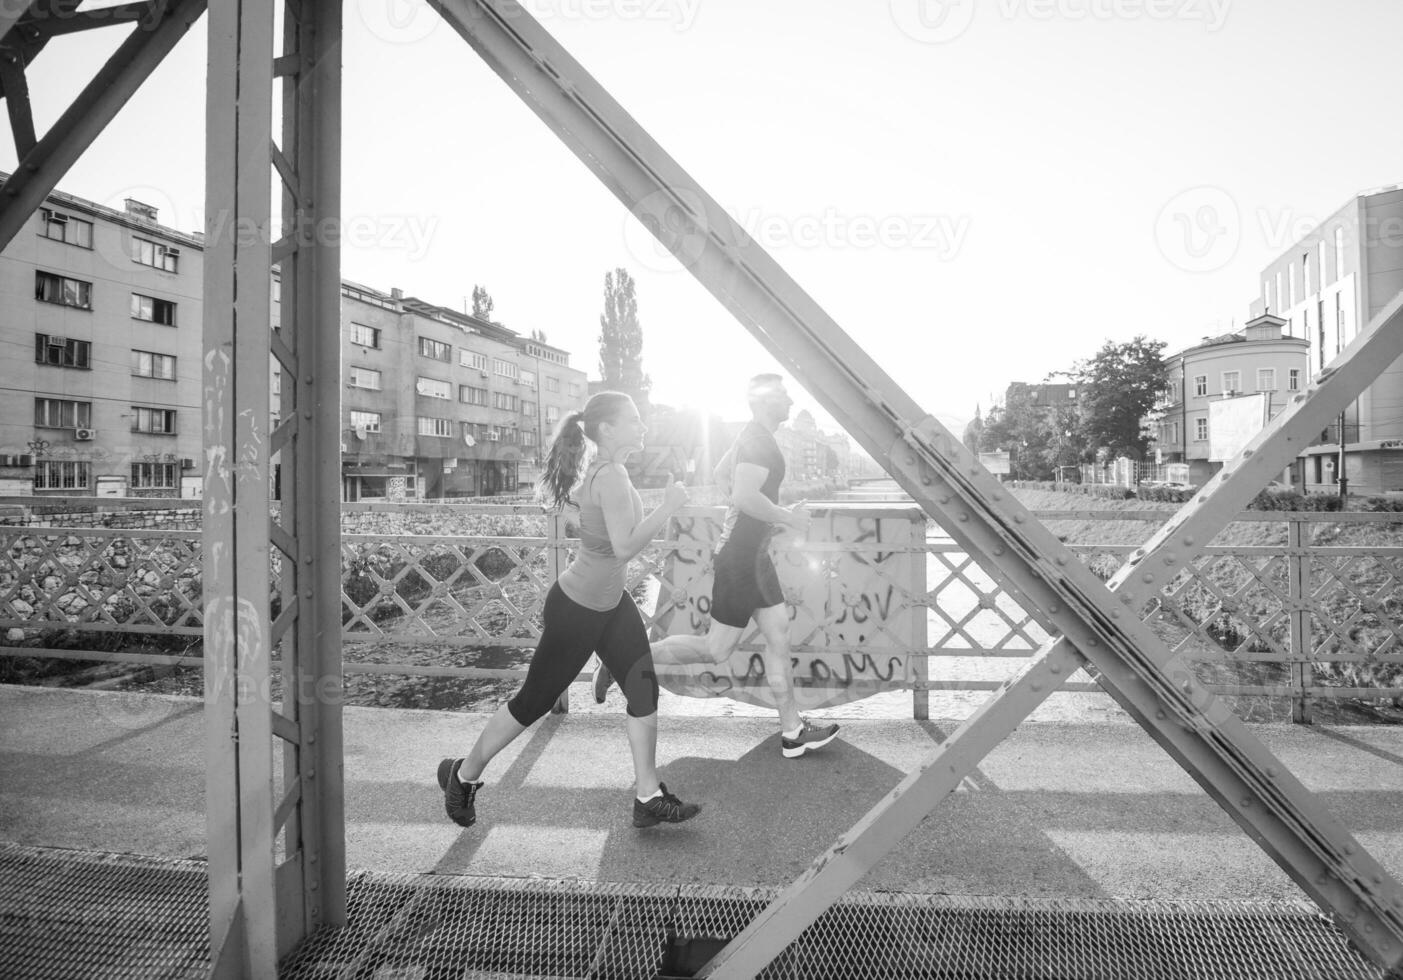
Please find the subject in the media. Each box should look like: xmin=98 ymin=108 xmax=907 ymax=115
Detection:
xmin=0 ymin=0 xmax=204 ymax=252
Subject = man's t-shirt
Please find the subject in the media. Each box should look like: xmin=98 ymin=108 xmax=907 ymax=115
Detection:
xmin=716 ymin=421 xmax=785 ymax=553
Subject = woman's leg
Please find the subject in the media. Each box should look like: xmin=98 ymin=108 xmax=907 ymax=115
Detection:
xmin=456 ymin=584 xmax=603 ymax=780
xmin=597 ymin=595 xmax=664 ymax=798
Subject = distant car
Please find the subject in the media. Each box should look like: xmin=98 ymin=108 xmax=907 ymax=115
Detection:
xmin=1262 ymin=480 xmax=1293 ymax=492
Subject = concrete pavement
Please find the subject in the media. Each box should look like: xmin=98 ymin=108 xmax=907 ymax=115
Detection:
xmin=3 ymin=684 xmax=1403 ymax=902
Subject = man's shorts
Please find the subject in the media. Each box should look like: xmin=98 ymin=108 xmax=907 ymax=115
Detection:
xmin=709 ymin=542 xmax=785 ymax=628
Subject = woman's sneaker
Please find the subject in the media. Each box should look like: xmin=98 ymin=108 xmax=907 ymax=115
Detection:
xmin=781 ymin=719 xmax=840 ymax=759
xmin=592 ymin=660 xmax=613 ymax=703
xmin=437 ymin=757 xmax=483 ymax=827
xmin=632 ymin=782 xmax=701 ymax=827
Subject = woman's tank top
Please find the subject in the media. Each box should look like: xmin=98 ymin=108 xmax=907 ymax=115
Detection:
xmin=556 ymin=462 xmax=642 ymax=612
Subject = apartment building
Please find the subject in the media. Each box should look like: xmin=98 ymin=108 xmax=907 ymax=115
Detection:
xmin=1252 ymin=184 xmax=1403 ymax=493
xmin=342 ymin=291 xmax=586 ymax=500
xmin=1149 ymin=314 xmax=1308 ymax=486
xmin=0 ymin=186 xmax=203 ymax=497
xmin=1 ymin=179 xmax=590 ymax=500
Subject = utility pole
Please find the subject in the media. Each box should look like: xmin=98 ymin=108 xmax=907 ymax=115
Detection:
xmin=1337 ymin=410 xmax=1349 ymax=505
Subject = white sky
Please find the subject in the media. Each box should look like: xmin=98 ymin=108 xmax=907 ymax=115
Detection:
xmin=8 ymin=0 xmax=1402 ymax=435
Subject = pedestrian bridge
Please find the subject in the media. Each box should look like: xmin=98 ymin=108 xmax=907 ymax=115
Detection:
xmin=3 ymin=684 xmax=1401 ymax=977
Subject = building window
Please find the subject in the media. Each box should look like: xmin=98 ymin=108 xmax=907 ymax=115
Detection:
xmin=1262 ymin=277 xmax=1273 ymax=313
xmin=1288 ymin=263 xmax=1298 ymax=307
xmin=1288 ymin=369 xmax=1301 ymax=391
xmin=132 ymin=406 xmax=177 ymax=434
xmin=272 ymin=369 xmax=281 ymax=396
xmin=34 ymin=460 xmax=90 ymax=491
xmin=1334 ymin=226 xmax=1346 ymax=281
xmin=416 ymin=376 xmax=451 ymax=399
xmin=493 ymin=392 xmax=518 ymax=411
xmin=130 ymin=293 xmax=177 ymax=325
xmin=34 ymin=398 xmax=91 ymax=429
xmin=1193 ymin=375 xmax=1207 ymax=397
xmin=35 ymin=271 xmax=92 ymax=309
xmin=567 ymin=382 xmax=582 ymax=397
xmin=545 ymin=376 xmax=560 ymax=393
xmin=460 ymin=385 xmax=488 ymax=406
xmin=1255 ymin=368 xmax=1276 ymax=392
xmin=351 ymin=323 xmax=381 ymax=348
xmin=520 ymin=370 xmax=537 ymax=388
xmin=545 ymin=405 xmax=560 ymax=424
xmin=34 ymin=334 xmax=90 ymax=368
xmin=418 ymin=416 xmax=453 ymax=437
xmin=1336 ymin=293 xmax=1345 ymax=355
xmin=460 ymin=349 xmax=489 ymax=372
xmin=1194 ymin=417 xmax=1208 ymax=441
xmin=522 ymin=400 xmax=537 ymax=417
xmin=39 ymin=208 xmax=93 ymax=248
xmin=347 ymin=366 xmax=382 ymax=390
xmin=1302 ymin=253 xmax=1311 ymax=298
xmin=1221 ymin=371 xmax=1241 ymax=394
xmin=132 ymin=237 xmax=179 ymax=272
xmin=130 ymin=462 xmax=177 ymax=489
xmin=1166 ymin=422 xmax=1178 ymax=445
xmin=523 ymin=430 xmax=539 ymax=448
xmin=349 ymin=410 xmax=381 ymax=432
xmin=418 ymin=337 xmax=451 ymax=361
xmin=132 ymin=350 xmax=177 ymax=380
xmin=493 ymin=358 xmax=519 ymax=380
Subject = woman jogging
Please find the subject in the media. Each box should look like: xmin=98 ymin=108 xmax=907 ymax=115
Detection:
xmin=437 ymin=391 xmax=702 ymax=829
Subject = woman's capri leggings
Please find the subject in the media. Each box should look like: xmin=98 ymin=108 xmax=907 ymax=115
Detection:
xmin=506 ymin=583 xmax=659 ymax=726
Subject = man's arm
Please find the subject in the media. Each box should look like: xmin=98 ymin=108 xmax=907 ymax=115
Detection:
xmin=732 ymin=462 xmax=805 ymax=530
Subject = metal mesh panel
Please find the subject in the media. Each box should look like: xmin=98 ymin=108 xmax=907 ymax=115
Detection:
xmin=0 ymin=843 xmax=208 ymax=979
xmin=0 ymin=844 xmax=1386 ymax=979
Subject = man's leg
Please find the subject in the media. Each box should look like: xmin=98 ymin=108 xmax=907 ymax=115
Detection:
xmin=754 ymin=603 xmax=840 ymax=757
xmin=752 ymin=603 xmax=802 ymax=733
xmin=650 ymin=621 xmax=746 ymax=666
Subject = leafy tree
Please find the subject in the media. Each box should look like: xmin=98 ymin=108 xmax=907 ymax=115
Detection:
xmin=598 ymin=268 xmax=650 ymax=409
xmin=1073 ymin=336 xmax=1166 ymax=461
xmin=962 ymin=406 xmax=984 ymax=455
xmin=471 ymin=285 xmax=494 ymax=321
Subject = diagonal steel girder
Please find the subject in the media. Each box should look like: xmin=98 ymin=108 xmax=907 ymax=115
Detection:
xmin=431 ymin=2 xmax=1403 ymax=975
xmin=0 ymin=0 xmax=205 ymax=253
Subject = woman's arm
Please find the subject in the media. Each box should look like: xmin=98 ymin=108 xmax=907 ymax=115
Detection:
xmin=596 ymin=464 xmax=689 ymax=560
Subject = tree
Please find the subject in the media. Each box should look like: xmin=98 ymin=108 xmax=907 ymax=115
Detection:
xmin=1074 ymin=336 xmax=1167 ymax=461
xmin=471 ymin=285 xmax=494 ymax=321
xmin=962 ymin=405 xmax=984 ymax=455
xmin=598 ymin=268 xmax=650 ymax=407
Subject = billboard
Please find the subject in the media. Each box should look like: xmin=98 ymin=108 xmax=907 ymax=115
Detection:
xmin=1209 ymin=393 xmax=1269 ymax=462
xmin=978 ymin=451 xmax=1011 ymax=475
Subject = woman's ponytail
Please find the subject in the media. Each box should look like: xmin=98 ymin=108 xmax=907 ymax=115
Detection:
xmin=539 ymin=410 xmax=588 ymax=510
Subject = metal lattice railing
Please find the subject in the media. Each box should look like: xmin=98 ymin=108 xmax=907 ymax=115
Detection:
xmin=0 ymin=843 xmax=1384 ymax=980
xmin=2 ymin=505 xmax=1401 ymax=717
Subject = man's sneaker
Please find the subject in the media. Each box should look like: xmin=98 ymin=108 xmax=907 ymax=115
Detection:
xmin=781 ymin=719 xmax=840 ymax=759
xmin=437 ymin=757 xmax=483 ymax=828
xmin=632 ymin=782 xmax=701 ymax=828
xmin=592 ymin=660 xmax=613 ymax=704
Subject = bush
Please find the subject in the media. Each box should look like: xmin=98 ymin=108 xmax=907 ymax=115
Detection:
xmin=1247 ymin=488 xmax=1342 ymax=512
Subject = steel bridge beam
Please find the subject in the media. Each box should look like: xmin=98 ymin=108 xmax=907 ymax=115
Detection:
xmin=204 ymin=1 xmax=344 ymax=974
xmin=0 ymin=0 xmax=204 ymax=253
xmin=430 ymin=2 xmax=1403 ymax=976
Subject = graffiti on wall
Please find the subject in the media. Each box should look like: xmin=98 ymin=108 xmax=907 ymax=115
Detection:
xmin=653 ymin=505 xmax=923 ymax=710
